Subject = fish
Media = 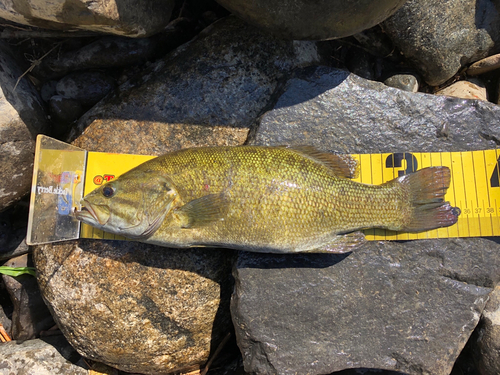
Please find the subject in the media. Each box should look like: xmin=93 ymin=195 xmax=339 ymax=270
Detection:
xmin=74 ymin=146 xmax=460 ymax=253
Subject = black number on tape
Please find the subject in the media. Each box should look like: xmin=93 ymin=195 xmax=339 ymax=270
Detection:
xmin=491 ymin=156 xmax=500 ymax=188
xmin=385 ymin=153 xmax=418 ymax=177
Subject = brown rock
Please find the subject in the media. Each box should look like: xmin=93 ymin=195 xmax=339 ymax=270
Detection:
xmin=467 ymin=54 xmax=500 ymax=76
xmin=73 ymin=120 xmax=249 ymax=155
xmin=436 ymin=79 xmax=488 ymax=101
xmin=34 ymin=240 xmax=234 ymax=374
xmin=0 ymin=0 xmax=175 ymax=37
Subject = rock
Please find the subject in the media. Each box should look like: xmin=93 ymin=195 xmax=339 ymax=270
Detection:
xmin=345 ymin=49 xmax=375 ymax=80
xmin=56 ymin=71 xmax=116 ymax=107
xmin=229 ymin=66 xmax=500 ymax=375
xmin=0 ymin=195 xmax=29 ymax=263
xmin=215 ymin=0 xmax=407 ymax=40
xmin=0 ymin=278 xmax=13 ymax=334
xmin=2 ymin=254 xmax=54 ymax=340
xmin=49 ymin=96 xmax=84 ymax=127
xmin=436 ymin=79 xmax=488 ymax=101
xmin=352 ymin=26 xmax=396 ymax=59
xmin=35 ymin=18 xmax=197 ymax=79
xmin=0 ymin=0 xmax=175 ymax=37
xmin=34 ymin=240 xmax=235 ymax=374
xmin=468 ymin=53 xmax=500 ymax=76
xmin=0 ymin=335 xmax=87 ymax=374
xmin=232 ymin=240 xmax=499 ymax=375
xmin=40 ymin=80 xmax=58 ymax=102
xmin=473 ymin=285 xmax=500 ymax=375
xmin=70 ymin=16 xmax=322 ymax=151
xmin=253 ymin=66 xmax=500 ymax=152
xmin=36 ymin=37 xmax=157 ymax=80
xmin=0 ymin=41 xmax=48 ymax=211
xmin=383 ymin=0 xmax=500 ymax=86
xmin=384 ymin=72 xmax=419 ymax=92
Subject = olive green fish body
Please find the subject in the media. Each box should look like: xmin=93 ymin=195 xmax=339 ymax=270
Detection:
xmin=75 ymin=146 xmax=459 ymax=253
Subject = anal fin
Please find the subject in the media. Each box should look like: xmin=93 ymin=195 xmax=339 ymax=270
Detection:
xmin=301 ymin=231 xmax=366 ymax=253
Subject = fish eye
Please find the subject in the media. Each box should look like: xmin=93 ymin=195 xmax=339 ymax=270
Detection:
xmin=102 ymin=186 xmax=115 ymax=198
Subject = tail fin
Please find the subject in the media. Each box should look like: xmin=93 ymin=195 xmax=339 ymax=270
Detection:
xmin=396 ymin=167 xmax=460 ymax=232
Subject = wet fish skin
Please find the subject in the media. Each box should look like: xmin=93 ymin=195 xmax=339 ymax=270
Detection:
xmin=75 ymin=146 xmax=459 ymax=253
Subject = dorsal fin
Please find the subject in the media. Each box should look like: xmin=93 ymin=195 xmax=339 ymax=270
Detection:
xmin=285 ymin=145 xmax=359 ymax=179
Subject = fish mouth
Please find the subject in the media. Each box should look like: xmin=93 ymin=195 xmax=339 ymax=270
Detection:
xmin=74 ymin=200 xmax=109 ymax=226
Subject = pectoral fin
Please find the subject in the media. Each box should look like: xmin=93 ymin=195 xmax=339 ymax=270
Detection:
xmin=175 ymin=193 xmax=228 ymax=228
xmin=302 ymin=231 xmax=366 ymax=253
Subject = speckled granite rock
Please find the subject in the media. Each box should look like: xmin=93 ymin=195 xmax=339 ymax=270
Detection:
xmin=215 ymin=0 xmax=407 ymax=40
xmin=383 ymin=0 xmax=500 ymax=86
xmin=232 ymin=66 xmax=500 ymax=375
xmin=34 ymin=240 xmax=234 ymax=374
xmin=0 ymin=0 xmax=175 ymax=37
xmin=70 ymin=16 xmax=322 ymax=149
xmin=0 ymin=336 xmax=87 ymax=374
xmin=73 ymin=120 xmax=249 ymax=155
xmin=0 ymin=41 xmax=48 ymax=211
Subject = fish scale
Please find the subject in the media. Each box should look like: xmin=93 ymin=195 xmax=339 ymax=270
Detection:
xmin=75 ymin=146 xmax=458 ymax=253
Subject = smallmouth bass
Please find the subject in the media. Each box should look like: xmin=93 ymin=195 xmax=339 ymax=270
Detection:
xmin=75 ymin=146 xmax=460 ymax=253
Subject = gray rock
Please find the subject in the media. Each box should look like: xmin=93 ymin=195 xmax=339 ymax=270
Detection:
xmin=49 ymin=96 xmax=84 ymax=126
xmin=215 ymin=0 xmax=407 ymax=40
xmin=253 ymin=66 xmax=500 ymax=152
xmin=0 ymin=199 xmax=29 ymax=261
xmin=0 ymin=0 xmax=175 ymax=37
xmin=473 ymin=285 xmax=500 ymax=375
xmin=0 ymin=278 xmax=12 ymax=334
xmin=383 ymin=0 xmax=500 ymax=86
xmin=353 ymin=26 xmax=396 ymax=59
xmin=345 ymin=49 xmax=375 ymax=80
xmin=0 ymin=41 xmax=48 ymax=211
xmin=2 ymin=254 xmax=54 ymax=340
xmin=230 ymin=66 xmax=500 ymax=374
xmin=384 ymin=73 xmax=419 ymax=92
xmin=36 ymin=37 xmax=158 ymax=80
xmin=232 ymin=239 xmax=500 ymax=375
xmin=0 ymin=336 xmax=87 ymax=374
xmin=40 ymin=80 xmax=58 ymax=102
xmin=70 ymin=16 xmax=322 ymax=151
xmin=56 ymin=71 xmax=116 ymax=107
xmin=34 ymin=239 xmax=235 ymax=375
xmin=34 ymin=16 xmax=198 ymax=80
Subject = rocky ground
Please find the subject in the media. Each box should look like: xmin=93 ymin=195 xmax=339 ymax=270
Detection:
xmin=1 ymin=0 xmax=500 ymax=374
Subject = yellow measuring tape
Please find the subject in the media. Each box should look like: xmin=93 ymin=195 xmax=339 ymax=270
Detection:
xmin=80 ymin=149 xmax=500 ymax=241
